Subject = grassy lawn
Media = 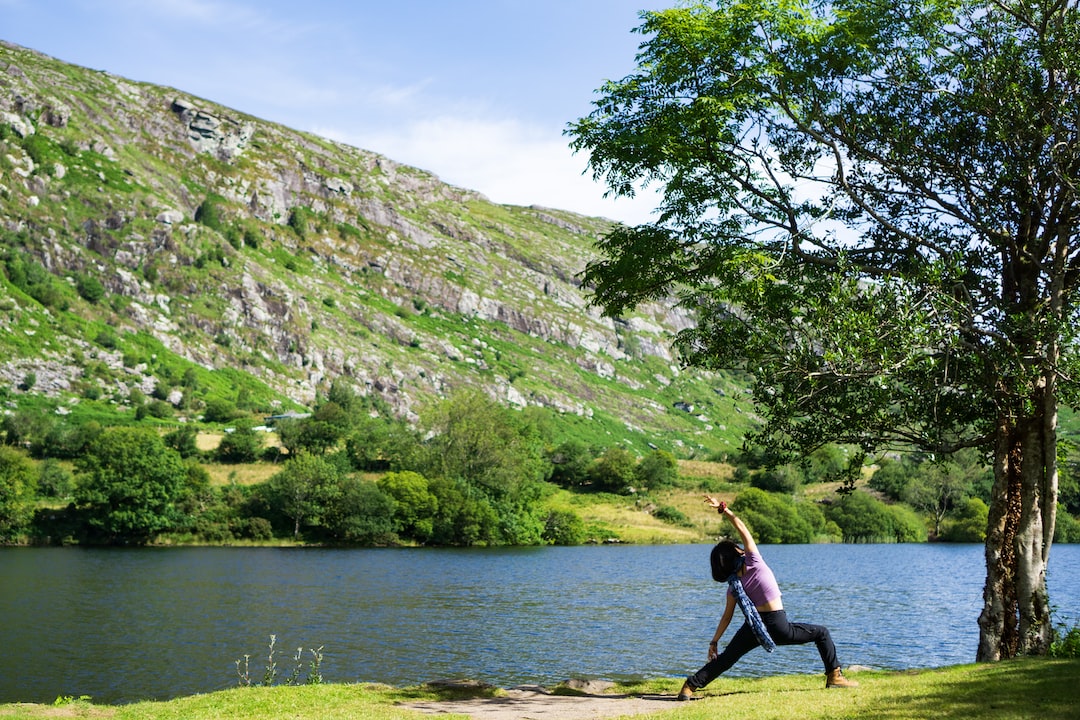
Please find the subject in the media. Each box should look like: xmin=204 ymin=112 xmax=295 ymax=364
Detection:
xmin=3 ymin=658 xmax=1073 ymax=720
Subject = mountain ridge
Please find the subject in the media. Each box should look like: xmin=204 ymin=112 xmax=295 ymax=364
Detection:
xmin=0 ymin=39 xmax=755 ymax=456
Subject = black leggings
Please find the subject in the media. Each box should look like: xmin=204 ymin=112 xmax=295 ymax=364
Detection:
xmin=686 ymin=610 xmax=840 ymax=689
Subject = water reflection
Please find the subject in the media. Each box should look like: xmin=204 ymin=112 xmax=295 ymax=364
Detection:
xmin=1 ymin=543 xmax=1076 ymax=704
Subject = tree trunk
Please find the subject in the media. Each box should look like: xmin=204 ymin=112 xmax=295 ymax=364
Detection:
xmin=977 ymin=381 xmax=1058 ymax=660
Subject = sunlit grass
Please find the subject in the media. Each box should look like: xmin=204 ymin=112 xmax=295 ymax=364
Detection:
xmin=201 ymin=461 xmax=281 ymax=487
xmin=2 ymin=659 xmax=1075 ymax=720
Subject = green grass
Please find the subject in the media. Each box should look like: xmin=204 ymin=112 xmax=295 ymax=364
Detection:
xmin=1 ymin=658 xmax=1074 ymax=720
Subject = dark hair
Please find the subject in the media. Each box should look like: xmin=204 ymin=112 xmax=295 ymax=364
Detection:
xmin=710 ymin=540 xmax=744 ymax=582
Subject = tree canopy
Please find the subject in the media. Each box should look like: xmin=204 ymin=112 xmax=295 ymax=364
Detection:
xmin=568 ymin=0 xmax=1080 ymax=660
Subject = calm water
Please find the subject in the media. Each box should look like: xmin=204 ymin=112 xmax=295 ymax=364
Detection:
xmin=1 ymin=543 xmax=1078 ymax=704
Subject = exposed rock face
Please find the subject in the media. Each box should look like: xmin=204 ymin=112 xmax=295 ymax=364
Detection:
xmin=171 ymin=98 xmax=254 ymax=160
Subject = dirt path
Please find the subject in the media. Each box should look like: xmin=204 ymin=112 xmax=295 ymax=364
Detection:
xmin=400 ymin=683 xmax=687 ymax=720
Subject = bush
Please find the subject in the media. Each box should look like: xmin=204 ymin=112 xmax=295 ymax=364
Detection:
xmin=1054 ymin=508 xmax=1080 ymax=543
xmin=941 ymin=497 xmax=989 ymax=542
xmin=732 ymin=487 xmax=817 ymax=543
xmin=195 ymin=194 xmax=226 ymax=231
xmin=751 ymin=463 xmax=803 ymax=494
xmin=288 ymin=206 xmax=311 ymax=238
xmin=542 ymin=509 xmax=586 ymax=545
xmin=654 ymin=504 xmax=693 ymax=527
xmin=76 ymin=274 xmax=105 ymax=304
xmin=215 ymin=420 xmax=263 ymax=464
xmin=820 ymin=490 xmax=907 ymax=539
xmin=635 ymin=449 xmax=678 ymax=489
xmin=0 ymin=446 xmax=37 ymax=540
xmin=1050 ymin=620 xmax=1080 ymax=658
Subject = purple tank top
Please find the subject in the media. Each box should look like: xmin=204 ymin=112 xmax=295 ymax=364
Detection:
xmin=727 ymin=550 xmax=782 ymax=607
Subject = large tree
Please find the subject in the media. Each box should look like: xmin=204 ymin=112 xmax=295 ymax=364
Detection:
xmin=74 ymin=427 xmax=187 ymax=544
xmin=568 ymin=0 xmax=1080 ymax=660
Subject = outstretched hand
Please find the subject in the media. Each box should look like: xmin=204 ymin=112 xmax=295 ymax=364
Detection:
xmin=704 ymin=495 xmax=727 ymax=514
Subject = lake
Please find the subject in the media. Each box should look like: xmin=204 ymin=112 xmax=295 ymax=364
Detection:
xmin=1 ymin=543 xmax=1078 ymax=704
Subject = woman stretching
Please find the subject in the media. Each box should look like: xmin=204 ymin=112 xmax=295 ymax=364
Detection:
xmin=678 ymin=496 xmax=858 ymax=699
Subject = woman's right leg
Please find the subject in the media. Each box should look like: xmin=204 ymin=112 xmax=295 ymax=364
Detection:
xmin=685 ymin=623 xmax=758 ymax=690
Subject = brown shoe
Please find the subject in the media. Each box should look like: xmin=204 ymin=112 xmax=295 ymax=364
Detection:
xmin=825 ymin=668 xmax=859 ymax=688
xmin=676 ymin=681 xmax=694 ymax=700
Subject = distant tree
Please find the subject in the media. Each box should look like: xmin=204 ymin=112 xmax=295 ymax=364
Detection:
xmin=266 ymin=454 xmax=341 ymax=538
xmin=427 ymin=475 xmax=499 ymax=546
xmin=378 ymin=471 xmax=438 ymax=543
xmin=1 ymin=408 xmax=51 ymax=448
xmin=37 ymin=458 xmax=74 ymax=498
xmin=423 ymin=390 xmax=546 ymax=501
xmin=587 ymin=446 xmax=637 ymax=493
xmin=634 ymin=449 xmax=678 ymax=490
xmin=215 ymin=419 xmax=263 ymax=464
xmin=904 ymin=460 xmax=977 ymax=538
xmin=33 ymin=419 xmax=101 ymax=460
xmin=326 ymin=377 xmax=358 ymax=413
xmin=869 ymin=456 xmax=916 ymax=501
xmin=164 ymin=424 xmax=201 ymax=459
xmin=731 ymin=487 xmax=817 ymax=544
xmin=0 ymin=446 xmax=37 ymax=540
xmin=74 ymin=427 xmax=187 ymax=544
xmin=751 ymin=463 xmax=804 ymax=495
xmin=547 ymin=439 xmax=595 ymax=488
xmin=322 ymin=476 xmax=397 ymax=544
xmin=203 ymin=397 xmax=241 ymax=424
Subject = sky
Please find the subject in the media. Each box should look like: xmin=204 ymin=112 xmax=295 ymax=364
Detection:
xmin=1 ymin=0 xmax=669 ymax=225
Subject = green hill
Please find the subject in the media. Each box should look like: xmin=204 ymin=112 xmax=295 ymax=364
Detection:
xmin=0 ymin=39 xmax=757 ymax=457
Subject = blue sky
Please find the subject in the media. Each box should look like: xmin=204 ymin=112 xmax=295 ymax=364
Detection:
xmin=2 ymin=0 xmax=666 ymax=224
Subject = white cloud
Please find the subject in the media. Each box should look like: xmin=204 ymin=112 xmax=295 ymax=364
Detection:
xmin=319 ymin=116 xmax=660 ymax=226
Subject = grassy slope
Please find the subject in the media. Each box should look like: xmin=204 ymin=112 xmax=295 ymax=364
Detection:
xmin=1 ymin=658 xmax=1074 ymax=720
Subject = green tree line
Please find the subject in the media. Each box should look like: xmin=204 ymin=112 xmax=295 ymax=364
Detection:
xmin=4 ymin=380 xmax=1079 ymax=547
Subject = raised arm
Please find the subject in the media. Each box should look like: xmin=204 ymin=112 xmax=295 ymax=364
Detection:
xmin=703 ymin=495 xmax=758 ymax=555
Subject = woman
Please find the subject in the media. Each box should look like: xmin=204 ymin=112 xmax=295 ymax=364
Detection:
xmin=678 ymin=496 xmax=858 ymax=699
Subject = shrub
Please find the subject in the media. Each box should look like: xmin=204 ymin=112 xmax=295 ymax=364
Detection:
xmin=1053 ymin=508 xmax=1080 ymax=543
xmin=732 ymin=487 xmax=817 ymax=543
xmin=288 ymin=206 xmax=311 ymax=238
xmin=941 ymin=497 xmax=989 ymax=542
xmin=751 ymin=463 xmax=803 ymax=494
xmin=652 ymin=504 xmax=693 ymax=527
xmin=824 ymin=490 xmax=902 ymax=542
xmin=75 ymin=274 xmax=105 ymax=304
xmin=1050 ymin=621 xmax=1080 ymax=658
xmin=0 ymin=446 xmax=37 ymax=539
xmin=635 ymin=449 xmax=678 ymax=489
xmin=195 ymin=194 xmax=226 ymax=231
xmin=542 ymin=509 xmax=586 ymax=545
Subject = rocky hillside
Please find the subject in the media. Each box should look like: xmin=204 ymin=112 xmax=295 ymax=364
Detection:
xmin=0 ymin=40 xmax=756 ymax=456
